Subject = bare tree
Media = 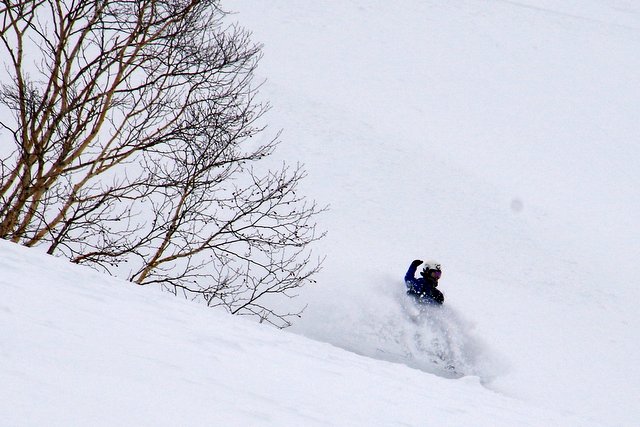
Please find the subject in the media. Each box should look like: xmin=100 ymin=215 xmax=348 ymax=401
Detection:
xmin=0 ymin=0 xmax=325 ymax=327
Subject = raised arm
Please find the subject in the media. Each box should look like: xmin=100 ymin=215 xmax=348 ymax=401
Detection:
xmin=405 ymin=259 xmax=423 ymax=283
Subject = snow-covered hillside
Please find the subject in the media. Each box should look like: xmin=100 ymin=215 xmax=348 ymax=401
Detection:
xmin=2 ymin=0 xmax=639 ymax=425
xmin=1 ymin=239 xmax=584 ymax=426
xmin=231 ymin=0 xmax=640 ymax=425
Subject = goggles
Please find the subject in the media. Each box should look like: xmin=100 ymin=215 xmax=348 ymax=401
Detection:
xmin=429 ymin=270 xmax=442 ymax=279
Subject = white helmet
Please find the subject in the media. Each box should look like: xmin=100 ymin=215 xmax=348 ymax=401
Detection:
xmin=421 ymin=260 xmax=442 ymax=275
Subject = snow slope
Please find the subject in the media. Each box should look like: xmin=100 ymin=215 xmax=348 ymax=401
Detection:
xmin=2 ymin=0 xmax=640 ymax=425
xmin=230 ymin=0 xmax=640 ymax=425
xmin=1 ymin=240 xmax=583 ymax=426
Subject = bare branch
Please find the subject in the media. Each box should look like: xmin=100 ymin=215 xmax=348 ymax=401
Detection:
xmin=0 ymin=0 xmax=325 ymax=327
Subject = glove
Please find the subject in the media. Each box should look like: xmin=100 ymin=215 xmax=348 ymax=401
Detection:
xmin=411 ymin=259 xmax=423 ymax=267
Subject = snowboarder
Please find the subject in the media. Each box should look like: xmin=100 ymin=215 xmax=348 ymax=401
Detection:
xmin=405 ymin=260 xmax=444 ymax=304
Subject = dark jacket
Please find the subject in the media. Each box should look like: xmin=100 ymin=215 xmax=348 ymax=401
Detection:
xmin=404 ymin=260 xmax=444 ymax=304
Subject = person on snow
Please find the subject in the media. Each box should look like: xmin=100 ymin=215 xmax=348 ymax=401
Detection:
xmin=405 ymin=259 xmax=444 ymax=304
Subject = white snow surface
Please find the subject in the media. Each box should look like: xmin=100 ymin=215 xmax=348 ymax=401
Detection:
xmin=0 ymin=241 xmax=581 ymax=426
xmin=3 ymin=0 xmax=640 ymax=425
